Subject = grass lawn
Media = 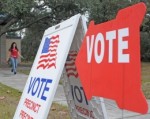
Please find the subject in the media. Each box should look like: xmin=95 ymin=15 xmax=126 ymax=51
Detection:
xmin=0 ymin=83 xmax=21 ymax=119
xmin=0 ymin=83 xmax=70 ymax=119
xmin=142 ymin=62 xmax=150 ymax=99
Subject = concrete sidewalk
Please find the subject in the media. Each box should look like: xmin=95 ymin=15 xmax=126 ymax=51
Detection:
xmin=0 ymin=67 xmax=150 ymax=119
xmin=0 ymin=67 xmax=67 ymax=105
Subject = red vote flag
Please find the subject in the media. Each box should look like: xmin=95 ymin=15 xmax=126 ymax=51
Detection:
xmin=75 ymin=3 xmax=148 ymax=114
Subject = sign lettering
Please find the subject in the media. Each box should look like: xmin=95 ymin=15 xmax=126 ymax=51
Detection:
xmin=71 ymin=85 xmax=88 ymax=105
xmin=28 ymin=77 xmax=52 ymax=101
xmin=87 ymin=28 xmax=129 ymax=63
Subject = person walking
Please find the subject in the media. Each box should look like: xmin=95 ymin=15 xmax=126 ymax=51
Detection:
xmin=7 ymin=42 xmax=23 ymax=74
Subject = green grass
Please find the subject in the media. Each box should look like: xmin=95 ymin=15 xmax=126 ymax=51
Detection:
xmin=18 ymin=69 xmax=31 ymax=75
xmin=0 ymin=83 xmax=21 ymax=119
xmin=0 ymin=83 xmax=70 ymax=119
xmin=48 ymin=103 xmax=70 ymax=119
xmin=142 ymin=62 xmax=150 ymax=99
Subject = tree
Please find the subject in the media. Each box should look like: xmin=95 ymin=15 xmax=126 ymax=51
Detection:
xmin=0 ymin=0 xmax=88 ymax=37
xmin=86 ymin=0 xmax=136 ymax=24
xmin=21 ymin=20 xmax=48 ymax=61
xmin=21 ymin=0 xmax=88 ymax=61
xmin=140 ymin=0 xmax=150 ymax=61
xmin=0 ymin=0 xmax=35 ymax=36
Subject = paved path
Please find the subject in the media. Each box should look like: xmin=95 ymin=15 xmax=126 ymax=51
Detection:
xmin=0 ymin=67 xmax=150 ymax=119
xmin=0 ymin=67 xmax=67 ymax=105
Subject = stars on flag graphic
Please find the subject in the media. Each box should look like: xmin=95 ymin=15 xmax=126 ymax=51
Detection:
xmin=65 ymin=51 xmax=78 ymax=78
xmin=37 ymin=35 xmax=60 ymax=69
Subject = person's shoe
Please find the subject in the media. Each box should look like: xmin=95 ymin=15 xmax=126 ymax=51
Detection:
xmin=11 ymin=69 xmax=13 ymax=72
xmin=14 ymin=72 xmax=16 ymax=75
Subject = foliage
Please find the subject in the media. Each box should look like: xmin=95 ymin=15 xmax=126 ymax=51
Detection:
xmin=21 ymin=26 xmax=42 ymax=61
xmin=87 ymin=0 xmax=132 ymax=24
xmin=0 ymin=0 xmax=88 ymax=36
xmin=21 ymin=0 xmax=88 ymax=61
xmin=141 ymin=32 xmax=150 ymax=61
xmin=141 ymin=0 xmax=150 ymax=61
xmin=0 ymin=0 xmax=35 ymax=35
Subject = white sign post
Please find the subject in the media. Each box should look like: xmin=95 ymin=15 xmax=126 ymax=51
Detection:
xmin=13 ymin=14 xmax=81 ymax=119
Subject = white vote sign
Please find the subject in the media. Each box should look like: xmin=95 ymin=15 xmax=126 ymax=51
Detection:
xmin=13 ymin=14 xmax=81 ymax=119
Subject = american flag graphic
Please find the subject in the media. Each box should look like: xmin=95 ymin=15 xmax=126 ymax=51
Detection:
xmin=37 ymin=35 xmax=60 ymax=69
xmin=65 ymin=51 xmax=78 ymax=78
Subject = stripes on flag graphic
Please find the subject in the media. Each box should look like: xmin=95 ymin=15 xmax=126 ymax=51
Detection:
xmin=37 ymin=35 xmax=60 ymax=69
xmin=65 ymin=51 xmax=78 ymax=78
